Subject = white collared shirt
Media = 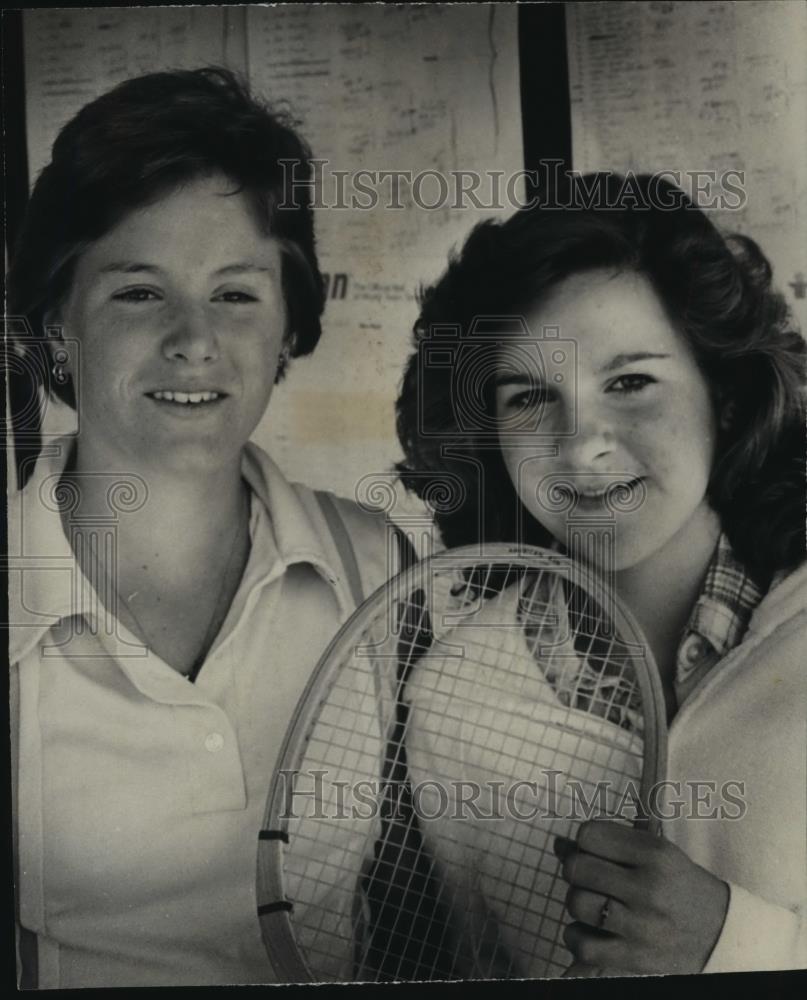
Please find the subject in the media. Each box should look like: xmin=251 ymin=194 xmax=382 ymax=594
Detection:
xmin=10 ymin=439 xmax=393 ymax=987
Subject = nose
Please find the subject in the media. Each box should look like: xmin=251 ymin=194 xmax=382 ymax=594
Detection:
xmin=559 ymin=412 xmax=616 ymax=470
xmin=161 ymin=305 xmax=219 ymax=364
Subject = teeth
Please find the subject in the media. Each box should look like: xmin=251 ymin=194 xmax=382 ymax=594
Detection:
xmin=151 ymin=390 xmax=220 ymax=403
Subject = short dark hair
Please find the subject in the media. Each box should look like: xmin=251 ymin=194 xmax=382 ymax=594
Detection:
xmin=8 ymin=66 xmax=325 ymax=415
xmin=396 ymin=173 xmax=806 ymax=583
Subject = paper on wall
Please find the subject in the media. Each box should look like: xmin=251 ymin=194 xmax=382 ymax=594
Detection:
xmin=246 ymin=4 xmax=524 ymax=513
xmin=566 ymin=0 xmax=807 ymax=331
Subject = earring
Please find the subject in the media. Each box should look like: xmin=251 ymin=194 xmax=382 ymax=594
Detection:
xmin=276 ymin=345 xmax=291 ymax=380
xmin=720 ymin=400 xmax=736 ymax=431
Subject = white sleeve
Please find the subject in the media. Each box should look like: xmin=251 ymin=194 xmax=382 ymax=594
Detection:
xmin=703 ymin=881 xmax=807 ymax=973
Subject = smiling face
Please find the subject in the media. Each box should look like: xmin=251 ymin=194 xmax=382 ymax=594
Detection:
xmin=495 ymin=269 xmax=720 ymax=573
xmin=53 ymin=173 xmax=288 ymax=474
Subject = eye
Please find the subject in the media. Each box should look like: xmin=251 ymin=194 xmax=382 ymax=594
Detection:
xmin=112 ymin=287 xmax=160 ymax=303
xmin=214 ymin=290 xmax=259 ymax=304
xmin=606 ymin=373 xmax=656 ymax=394
xmin=504 ymin=386 xmax=554 ymax=411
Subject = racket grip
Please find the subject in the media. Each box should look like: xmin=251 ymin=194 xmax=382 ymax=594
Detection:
xmin=257 ymin=834 xmax=310 ymax=982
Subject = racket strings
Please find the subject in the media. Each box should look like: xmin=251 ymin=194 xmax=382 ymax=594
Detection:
xmin=364 ymin=567 xmax=646 ymax=978
xmin=263 ymin=555 xmax=658 ymax=981
xmin=567 ymin=586 xmax=645 ymax=734
xmin=357 ymin=589 xmax=459 ymax=981
xmin=520 ymin=574 xmax=645 ymax=733
xmin=395 ymin=572 xmax=637 ymax=976
xmin=363 ymin=584 xmax=523 ymax=981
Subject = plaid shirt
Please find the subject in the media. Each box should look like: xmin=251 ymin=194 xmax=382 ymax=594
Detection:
xmin=674 ymin=534 xmax=764 ymax=706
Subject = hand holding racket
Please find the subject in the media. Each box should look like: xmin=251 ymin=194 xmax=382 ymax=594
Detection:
xmin=257 ymin=544 xmax=669 ymax=980
xmin=557 ymin=818 xmax=730 ymax=976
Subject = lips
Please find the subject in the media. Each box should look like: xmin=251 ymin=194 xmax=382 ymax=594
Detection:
xmin=562 ymin=477 xmax=645 ymax=502
xmin=576 ymin=476 xmax=644 ymax=507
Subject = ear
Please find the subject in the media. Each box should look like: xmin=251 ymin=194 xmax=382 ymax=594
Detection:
xmin=719 ymin=398 xmax=737 ymax=432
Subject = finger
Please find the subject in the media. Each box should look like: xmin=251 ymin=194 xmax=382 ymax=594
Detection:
xmin=563 ymin=962 xmax=604 ymax=978
xmin=577 ymin=819 xmax=659 ymax=866
xmin=563 ymin=922 xmax=620 ymax=968
xmin=565 ymin=886 xmax=625 ymax=935
xmin=559 ymin=847 xmax=634 ymax=902
xmin=553 ymin=834 xmax=575 ymax=861
xmin=571 ymin=964 xmax=637 ymax=979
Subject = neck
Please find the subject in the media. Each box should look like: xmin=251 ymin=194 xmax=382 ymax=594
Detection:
xmin=612 ymin=506 xmax=721 ymax=681
xmin=62 ymin=442 xmax=249 ymax=586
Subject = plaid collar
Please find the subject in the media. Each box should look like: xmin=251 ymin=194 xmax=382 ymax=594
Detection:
xmin=676 ymin=533 xmax=764 ymax=689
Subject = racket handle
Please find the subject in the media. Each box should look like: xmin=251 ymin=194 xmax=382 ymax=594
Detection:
xmin=257 ymin=835 xmax=310 ymax=982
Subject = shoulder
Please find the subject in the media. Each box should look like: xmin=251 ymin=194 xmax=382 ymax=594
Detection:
xmin=748 ymin=559 xmax=807 ymax=640
xmin=242 ymin=442 xmax=419 ymax=601
xmin=729 ymin=560 xmax=807 ymax=693
xmin=292 ymin=482 xmax=395 ymax=600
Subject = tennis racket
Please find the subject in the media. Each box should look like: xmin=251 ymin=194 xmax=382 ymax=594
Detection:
xmin=257 ymin=543 xmax=667 ymax=982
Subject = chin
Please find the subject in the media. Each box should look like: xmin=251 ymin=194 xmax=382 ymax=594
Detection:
xmin=147 ymin=436 xmax=244 ymax=472
xmin=544 ymin=520 xmax=657 ymax=576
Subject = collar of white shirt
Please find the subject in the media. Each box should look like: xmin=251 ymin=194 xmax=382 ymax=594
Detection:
xmin=8 ymin=437 xmax=350 ymax=664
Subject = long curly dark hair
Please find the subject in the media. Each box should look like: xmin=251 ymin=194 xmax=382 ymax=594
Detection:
xmin=396 ymin=173 xmax=805 ymax=585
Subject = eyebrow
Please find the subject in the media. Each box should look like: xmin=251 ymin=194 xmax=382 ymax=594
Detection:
xmin=212 ymin=263 xmax=278 ymax=277
xmin=95 ymin=261 xmax=277 ymax=277
xmin=493 ymin=352 xmax=671 ymax=388
xmin=97 ymin=262 xmax=161 ymax=275
xmin=598 ymin=352 xmax=671 ymax=372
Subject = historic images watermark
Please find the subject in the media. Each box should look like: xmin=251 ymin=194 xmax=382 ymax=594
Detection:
xmin=277 ymin=770 xmax=747 ymax=823
xmin=279 ymin=160 xmax=748 ymax=213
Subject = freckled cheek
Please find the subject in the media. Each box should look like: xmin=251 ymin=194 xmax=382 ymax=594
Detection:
xmin=631 ymin=409 xmax=714 ymax=486
xmin=236 ymin=345 xmax=282 ymax=404
xmin=616 ymin=397 xmax=667 ymax=436
xmin=239 ymin=341 xmax=282 ymax=390
xmin=500 ymin=448 xmax=522 ymax=495
xmin=228 ymin=314 xmax=285 ymax=356
xmin=230 ymin=305 xmax=283 ymax=331
xmin=222 ymin=310 xmax=255 ymax=330
xmin=81 ymin=334 xmax=148 ymax=402
xmin=82 ymin=315 xmax=161 ymax=362
xmin=500 ymin=449 xmax=553 ymax=525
